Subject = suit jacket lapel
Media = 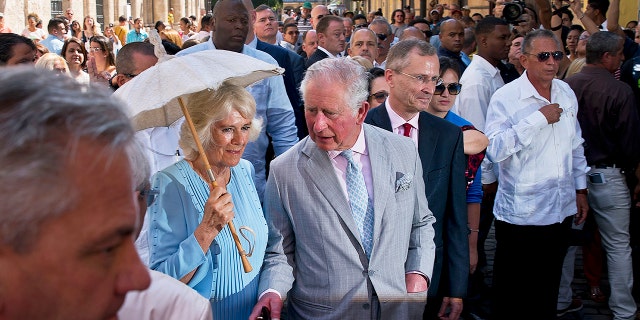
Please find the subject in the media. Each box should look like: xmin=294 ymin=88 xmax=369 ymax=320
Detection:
xmin=363 ymin=125 xmax=391 ymax=254
xmin=368 ymin=104 xmax=393 ymax=131
xmin=418 ymin=112 xmax=439 ymax=166
xmin=300 ymin=138 xmax=363 ymax=246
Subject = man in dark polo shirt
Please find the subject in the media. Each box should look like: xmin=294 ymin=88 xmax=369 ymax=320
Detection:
xmin=565 ymin=31 xmax=640 ymax=320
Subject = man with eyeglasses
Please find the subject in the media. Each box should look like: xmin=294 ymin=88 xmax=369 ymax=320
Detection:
xmin=280 ymin=23 xmax=299 ymax=51
xmin=368 ymin=19 xmax=393 ymax=69
xmin=451 ymin=16 xmax=517 ymax=320
xmin=484 ymin=29 xmax=588 ymax=320
xmin=565 ymin=31 xmax=640 ymax=320
xmin=40 ymin=18 xmax=66 ymax=55
xmin=365 ymin=39 xmax=468 ymax=320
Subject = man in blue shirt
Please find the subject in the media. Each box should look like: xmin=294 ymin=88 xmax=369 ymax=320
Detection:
xmin=40 ymin=18 xmax=66 ymax=55
xmin=126 ymin=18 xmax=148 ymax=43
xmin=177 ymin=0 xmax=297 ymax=201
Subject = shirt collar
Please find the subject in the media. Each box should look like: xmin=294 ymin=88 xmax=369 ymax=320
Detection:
xmin=385 ymin=99 xmax=420 ymax=131
xmin=517 ymin=70 xmax=559 ymax=103
xmin=318 ymin=46 xmax=340 ymax=58
xmin=247 ymin=36 xmax=258 ymax=49
xmin=328 ymin=126 xmax=367 ymax=159
xmin=473 ymin=55 xmax=500 ymax=77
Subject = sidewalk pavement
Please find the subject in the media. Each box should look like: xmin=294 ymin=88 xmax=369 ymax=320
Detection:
xmin=461 ymin=223 xmax=639 ymax=320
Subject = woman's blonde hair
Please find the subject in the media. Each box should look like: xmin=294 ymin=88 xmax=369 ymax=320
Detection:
xmin=35 ymin=53 xmax=70 ymax=76
xmin=160 ymin=29 xmax=183 ymax=48
xmin=179 ymin=81 xmax=262 ymax=161
xmin=565 ymin=58 xmax=586 ymax=79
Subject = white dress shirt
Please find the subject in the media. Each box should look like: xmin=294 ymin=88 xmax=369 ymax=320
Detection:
xmin=485 ymin=71 xmax=588 ymax=226
xmin=453 ymin=54 xmax=505 ymax=132
xmin=118 ymin=270 xmax=212 ymax=320
xmin=385 ymin=100 xmax=420 ymax=146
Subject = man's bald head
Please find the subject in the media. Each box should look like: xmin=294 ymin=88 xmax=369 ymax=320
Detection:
xmin=311 ymin=5 xmax=329 ymax=29
xmin=400 ymin=26 xmax=426 ymax=41
xmin=439 ymin=19 xmax=464 ymax=53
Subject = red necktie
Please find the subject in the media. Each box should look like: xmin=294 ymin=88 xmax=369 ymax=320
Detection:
xmin=402 ymin=123 xmax=412 ymax=137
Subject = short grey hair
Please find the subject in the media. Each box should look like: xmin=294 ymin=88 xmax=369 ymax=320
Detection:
xmin=0 ymin=67 xmax=134 ymax=252
xmin=179 ymin=81 xmax=263 ymax=161
xmin=128 ymin=139 xmax=151 ymax=191
xmin=300 ymin=57 xmax=369 ymax=115
xmin=521 ymin=29 xmax=562 ymax=55
xmin=368 ymin=18 xmax=392 ymax=35
xmin=586 ymin=31 xmax=622 ymax=64
xmin=386 ymin=39 xmax=437 ymax=71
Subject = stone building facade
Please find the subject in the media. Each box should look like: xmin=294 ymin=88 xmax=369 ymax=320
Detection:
xmin=1 ymin=0 xmax=211 ymax=34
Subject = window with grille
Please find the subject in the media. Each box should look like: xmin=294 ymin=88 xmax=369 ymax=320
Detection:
xmin=96 ymin=0 xmax=104 ymax=27
xmin=51 ymin=0 xmax=63 ymax=18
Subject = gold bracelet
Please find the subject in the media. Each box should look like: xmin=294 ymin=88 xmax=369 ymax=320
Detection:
xmin=578 ymin=13 xmax=585 ymax=20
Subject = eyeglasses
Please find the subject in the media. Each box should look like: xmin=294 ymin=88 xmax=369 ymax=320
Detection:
xmin=139 ymin=188 xmax=159 ymax=207
xmin=394 ymin=70 xmax=444 ymax=86
xmin=120 ymin=72 xmax=138 ymax=79
xmin=88 ymin=47 xmax=103 ymax=52
xmin=315 ymin=14 xmax=324 ymax=20
xmin=369 ymin=91 xmax=389 ymax=102
xmin=376 ymin=33 xmax=388 ymax=41
xmin=354 ymin=23 xmax=368 ymax=28
xmin=524 ymin=51 xmax=564 ymax=62
xmin=287 ymin=30 xmax=300 ymax=35
xmin=434 ymin=82 xmax=462 ymax=95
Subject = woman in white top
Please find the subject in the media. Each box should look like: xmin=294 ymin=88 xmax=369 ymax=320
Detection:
xmin=21 ymin=13 xmax=46 ymax=43
xmin=81 ymin=16 xmax=102 ymax=50
xmin=61 ymin=38 xmax=90 ymax=85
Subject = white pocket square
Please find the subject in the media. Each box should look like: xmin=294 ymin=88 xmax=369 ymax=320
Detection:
xmin=395 ymin=173 xmax=413 ymax=192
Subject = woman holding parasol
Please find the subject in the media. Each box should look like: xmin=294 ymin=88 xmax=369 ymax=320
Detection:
xmin=147 ymin=82 xmax=267 ymax=320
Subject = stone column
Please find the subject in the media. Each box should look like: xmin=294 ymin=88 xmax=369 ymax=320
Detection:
xmin=153 ymin=0 xmax=169 ymax=25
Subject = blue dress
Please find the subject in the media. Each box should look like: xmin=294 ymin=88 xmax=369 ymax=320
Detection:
xmin=148 ymin=159 xmax=267 ymax=320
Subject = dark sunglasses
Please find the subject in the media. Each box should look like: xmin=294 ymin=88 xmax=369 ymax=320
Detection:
xmin=369 ymin=91 xmax=389 ymax=101
xmin=354 ymin=23 xmax=368 ymax=28
xmin=139 ymin=188 xmax=159 ymax=207
xmin=525 ymin=51 xmax=564 ymax=62
xmin=376 ymin=33 xmax=388 ymax=41
xmin=287 ymin=30 xmax=300 ymax=35
xmin=434 ymin=82 xmax=462 ymax=95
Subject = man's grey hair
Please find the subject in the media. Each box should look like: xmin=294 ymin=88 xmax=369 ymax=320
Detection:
xmin=349 ymin=28 xmax=378 ymax=50
xmin=179 ymin=81 xmax=262 ymax=161
xmin=300 ymin=58 xmax=369 ymax=115
xmin=586 ymin=31 xmax=622 ymax=64
xmin=128 ymin=139 xmax=151 ymax=191
xmin=386 ymin=39 xmax=437 ymax=71
xmin=0 ymin=67 xmax=135 ymax=252
xmin=368 ymin=18 xmax=392 ymax=35
xmin=521 ymin=29 xmax=562 ymax=55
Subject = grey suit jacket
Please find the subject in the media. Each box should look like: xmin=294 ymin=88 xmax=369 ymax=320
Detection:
xmin=259 ymin=124 xmax=436 ymax=319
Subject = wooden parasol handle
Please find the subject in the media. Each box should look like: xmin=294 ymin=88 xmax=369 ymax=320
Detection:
xmin=178 ymin=97 xmax=253 ymax=273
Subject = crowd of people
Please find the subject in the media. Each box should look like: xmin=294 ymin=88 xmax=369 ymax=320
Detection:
xmin=1 ymin=0 xmax=640 ymax=319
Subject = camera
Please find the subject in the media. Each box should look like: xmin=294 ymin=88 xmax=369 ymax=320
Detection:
xmin=502 ymin=0 xmax=526 ymax=24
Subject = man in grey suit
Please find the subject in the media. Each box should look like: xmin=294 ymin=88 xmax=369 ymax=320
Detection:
xmin=250 ymin=58 xmax=436 ymax=319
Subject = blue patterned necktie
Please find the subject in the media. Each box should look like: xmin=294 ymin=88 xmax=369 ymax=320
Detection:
xmin=341 ymin=149 xmax=374 ymax=258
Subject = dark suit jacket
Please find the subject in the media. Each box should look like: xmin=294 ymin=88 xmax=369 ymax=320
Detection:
xmin=365 ymin=105 xmax=469 ymax=299
xmin=256 ymin=39 xmax=308 ymax=138
xmin=305 ymin=48 xmax=329 ymax=68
